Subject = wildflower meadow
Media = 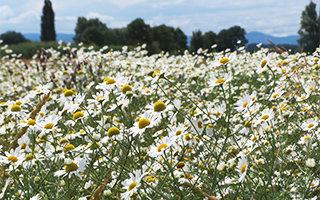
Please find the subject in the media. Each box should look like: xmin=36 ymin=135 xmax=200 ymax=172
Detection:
xmin=0 ymin=40 xmax=320 ymax=200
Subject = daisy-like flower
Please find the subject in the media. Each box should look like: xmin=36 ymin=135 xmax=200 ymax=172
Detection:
xmin=270 ymin=88 xmax=285 ymax=101
xmin=121 ymin=170 xmax=147 ymax=200
xmin=36 ymin=114 xmax=62 ymax=134
xmin=148 ymin=136 xmax=175 ymax=158
xmin=235 ymin=93 xmax=254 ymax=113
xmin=296 ymin=93 xmax=310 ymax=102
xmin=145 ymin=100 xmax=174 ymax=117
xmin=257 ymin=54 xmax=272 ymax=74
xmin=208 ymin=73 xmax=232 ymax=87
xmin=0 ymin=147 xmax=25 ymax=167
xmin=130 ymin=112 xmax=160 ymax=137
xmin=301 ymin=118 xmax=318 ymax=132
xmin=54 ymin=157 xmax=87 ymax=178
xmin=238 ymin=152 xmax=248 ymax=182
xmin=256 ymin=108 xmax=274 ymax=125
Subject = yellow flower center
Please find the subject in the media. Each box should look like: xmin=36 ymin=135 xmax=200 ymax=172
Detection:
xmin=21 ymin=143 xmax=27 ymax=150
xmin=44 ymin=123 xmax=54 ymax=129
xmin=11 ymin=105 xmax=21 ymax=112
xmin=197 ymin=121 xmax=202 ymax=128
xmin=261 ymin=60 xmax=267 ymax=68
xmin=261 ymin=115 xmax=269 ymax=120
xmin=241 ymin=164 xmax=247 ymax=173
xmin=220 ymin=58 xmax=230 ymax=64
xmin=304 ymin=136 xmax=311 ymax=141
xmin=301 ymin=96 xmax=306 ymax=100
xmin=243 ymin=102 xmax=248 ymax=108
xmin=7 ymin=156 xmax=18 ymax=162
xmin=138 ymin=118 xmax=151 ymax=129
xmin=64 ymin=144 xmax=75 ymax=153
xmin=59 ymin=138 xmax=69 ymax=145
xmin=215 ymin=78 xmax=226 ymax=84
xmin=25 ymin=153 xmax=35 ymax=161
xmin=27 ymin=119 xmax=36 ymax=126
xmin=107 ymin=127 xmax=120 ymax=137
xmin=309 ymin=87 xmax=314 ymax=91
xmin=121 ymin=85 xmax=132 ymax=94
xmin=154 ymin=101 xmax=166 ymax=112
xmin=65 ymin=162 xmax=79 ymax=173
xmin=73 ymin=111 xmax=84 ymax=120
xmin=273 ymin=94 xmax=279 ymax=99
xmin=185 ymin=133 xmax=193 ymax=141
xmin=96 ymin=96 xmax=104 ymax=101
xmin=308 ymin=124 xmax=314 ymax=129
xmin=128 ymin=182 xmax=138 ymax=191
xmin=176 ymin=161 xmax=185 ymax=169
xmin=153 ymin=70 xmax=161 ymax=77
xmin=176 ymin=130 xmax=182 ymax=136
xmin=16 ymin=101 xmax=22 ymax=105
xmin=106 ymin=78 xmax=116 ymax=85
xmin=64 ymin=89 xmax=74 ymax=97
xmin=157 ymin=143 xmax=168 ymax=152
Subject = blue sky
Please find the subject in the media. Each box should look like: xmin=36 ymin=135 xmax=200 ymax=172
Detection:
xmin=0 ymin=0 xmax=318 ymax=37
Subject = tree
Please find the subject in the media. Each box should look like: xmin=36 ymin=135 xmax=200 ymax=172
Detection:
xmin=189 ymin=30 xmax=204 ymax=53
xmin=216 ymin=26 xmax=248 ymax=52
xmin=152 ymin=24 xmax=175 ymax=52
xmin=203 ymin=31 xmax=217 ymax=52
xmin=0 ymin=31 xmax=29 ymax=44
xmin=126 ymin=18 xmax=152 ymax=45
xmin=41 ymin=0 xmax=56 ymax=41
xmin=73 ymin=17 xmax=111 ymax=46
xmin=297 ymin=1 xmax=320 ymax=53
xmin=172 ymin=28 xmax=187 ymax=51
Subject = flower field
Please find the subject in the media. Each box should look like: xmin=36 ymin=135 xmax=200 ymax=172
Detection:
xmin=0 ymin=41 xmax=320 ymax=200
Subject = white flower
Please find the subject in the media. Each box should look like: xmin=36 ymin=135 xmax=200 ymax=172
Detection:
xmin=208 ymin=73 xmax=232 ymax=87
xmin=306 ymin=158 xmax=315 ymax=168
xmin=301 ymin=118 xmax=318 ymax=132
xmin=121 ymin=170 xmax=147 ymax=200
xmin=238 ymin=152 xmax=247 ymax=182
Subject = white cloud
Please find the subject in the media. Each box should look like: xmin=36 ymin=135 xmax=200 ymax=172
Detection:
xmin=85 ymin=12 xmax=114 ymax=22
xmin=0 ymin=10 xmax=40 ymax=23
xmin=151 ymin=0 xmax=185 ymax=8
xmin=112 ymin=0 xmax=146 ymax=7
xmin=0 ymin=6 xmax=14 ymax=20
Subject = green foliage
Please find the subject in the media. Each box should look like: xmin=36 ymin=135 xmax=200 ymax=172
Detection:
xmin=216 ymin=26 xmax=248 ymax=52
xmin=73 ymin=17 xmax=112 ymax=46
xmin=0 ymin=31 xmax=29 ymax=45
xmin=297 ymin=1 xmax=320 ymax=53
xmin=41 ymin=0 xmax=56 ymax=42
xmin=151 ymin=24 xmax=175 ymax=54
xmin=173 ymin=27 xmax=188 ymax=50
xmin=126 ymin=18 xmax=152 ymax=46
xmin=0 ymin=41 xmax=58 ymax=58
xmin=189 ymin=30 xmax=204 ymax=53
xmin=203 ymin=31 xmax=217 ymax=52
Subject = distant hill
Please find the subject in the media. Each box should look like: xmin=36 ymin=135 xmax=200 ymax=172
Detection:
xmin=245 ymin=32 xmax=300 ymax=45
xmin=22 ymin=31 xmax=300 ymax=46
xmin=187 ymin=31 xmax=300 ymax=47
xmin=23 ymin=33 xmax=74 ymax=43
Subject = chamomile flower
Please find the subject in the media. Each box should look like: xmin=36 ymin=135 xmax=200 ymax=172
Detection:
xmin=121 ymin=170 xmax=147 ymax=200
xmin=0 ymin=147 xmax=25 ymax=167
xmin=208 ymin=73 xmax=232 ymax=87
xmin=301 ymin=118 xmax=318 ymax=132
xmin=238 ymin=152 xmax=248 ymax=182
xmin=130 ymin=112 xmax=160 ymax=137
xmin=54 ymin=157 xmax=87 ymax=178
xmin=36 ymin=114 xmax=62 ymax=134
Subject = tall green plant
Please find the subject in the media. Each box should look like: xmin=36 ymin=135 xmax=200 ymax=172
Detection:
xmin=41 ymin=0 xmax=56 ymax=42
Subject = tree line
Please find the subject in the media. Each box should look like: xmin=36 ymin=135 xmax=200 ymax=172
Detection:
xmin=0 ymin=0 xmax=319 ymax=54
